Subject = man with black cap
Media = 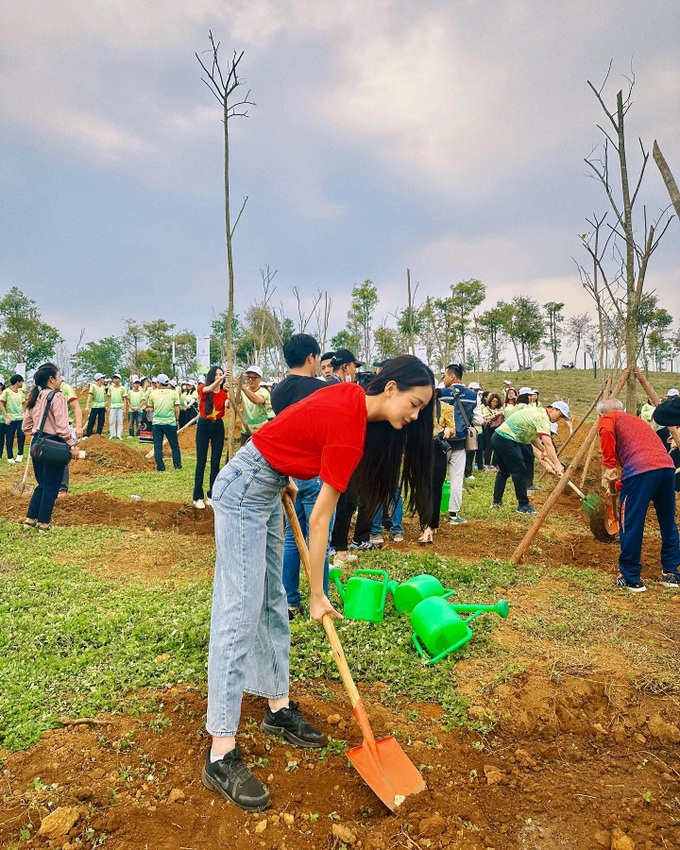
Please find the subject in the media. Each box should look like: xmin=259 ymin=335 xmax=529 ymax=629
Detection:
xmin=327 ymin=349 xmax=363 ymax=384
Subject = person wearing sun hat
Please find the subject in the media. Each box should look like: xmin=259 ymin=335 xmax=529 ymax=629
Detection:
xmin=234 ymin=364 xmax=273 ymax=446
xmin=491 ymin=401 xmax=569 ymax=514
xmin=106 ymin=373 xmax=127 ymax=440
xmin=146 ymin=373 xmax=182 ymax=472
xmin=85 ymin=372 xmax=107 ymax=436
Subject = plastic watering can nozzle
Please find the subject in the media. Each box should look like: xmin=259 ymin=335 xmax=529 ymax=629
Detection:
xmin=387 ymin=580 xmax=398 ymax=596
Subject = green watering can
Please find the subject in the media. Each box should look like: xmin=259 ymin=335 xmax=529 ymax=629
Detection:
xmin=387 ymin=574 xmax=455 ymax=615
xmin=411 ymin=597 xmax=510 ymax=664
xmin=330 ymin=567 xmax=390 ymax=623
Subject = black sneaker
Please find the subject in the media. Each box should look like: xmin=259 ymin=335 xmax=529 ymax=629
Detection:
xmin=201 ymin=746 xmax=271 ymax=811
xmin=287 ymin=604 xmax=307 ymax=622
xmin=260 ymin=700 xmax=328 ymax=748
xmin=613 ymin=575 xmax=647 ymax=593
xmin=658 ymin=573 xmax=680 ymax=589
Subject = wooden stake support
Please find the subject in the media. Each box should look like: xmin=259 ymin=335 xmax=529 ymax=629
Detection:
xmin=511 ymin=368 xmax=629 ymax=564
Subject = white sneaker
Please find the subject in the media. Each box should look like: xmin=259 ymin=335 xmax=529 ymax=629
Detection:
xmin=7 ymin=458 xmax=15 ymax=464
xmin=15 ymin=455 xmax=23 ymax=462
xmin=369 ymin=534 xmax=384 ymax=546
xmin=193 ymin=499 xmax=206 ymax=509
xmin=205 ymin=497 xmax=213 ymax=508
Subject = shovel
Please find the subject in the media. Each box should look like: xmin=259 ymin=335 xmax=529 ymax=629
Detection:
xmin=282 ymin=493 xmax=426 ymax=811
xmin=538 ymin=456 xmax=617 ymax=542
xmin=12 ymin=453 xmax=35 ymax=497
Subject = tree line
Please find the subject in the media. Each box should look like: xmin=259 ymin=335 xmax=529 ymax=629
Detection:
xmin=1 ymin=282 xmax=678 ymax=384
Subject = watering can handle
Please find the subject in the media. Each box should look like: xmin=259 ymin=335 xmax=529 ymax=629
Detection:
xmin=442 ymin=589 xmax=455 ymax=600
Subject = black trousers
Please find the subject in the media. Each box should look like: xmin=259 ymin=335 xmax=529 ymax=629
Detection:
xmin=5 ymin=420 xmax=25 ymax=458
xmin=330 ymin=475 xmax=359 ymax=551
xmin=193 ymin=417 xmax=225 ymax=500
xmin=27 ymin=446 xmax=69 ymax=523
xmin=492 ymin=432 xmax=530 ymax=507
xmin=419 ymin=442 xmax=448 ymax=530
xmin=86 ymin=407 xmax=105 ymax=436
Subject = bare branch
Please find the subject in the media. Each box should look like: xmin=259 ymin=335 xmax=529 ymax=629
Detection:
xmin=231 ymin=195 xmax=249 ymax=236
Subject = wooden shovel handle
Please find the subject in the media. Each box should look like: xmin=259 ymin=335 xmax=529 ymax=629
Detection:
xmin=537 ymin=455 xmax=587 ymax=499
xmin=282 ymin=493 xmax=361 ymax=708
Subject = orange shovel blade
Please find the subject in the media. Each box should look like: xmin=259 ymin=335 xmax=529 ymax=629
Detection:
xmin=346 ymin=736 xmax=426 ymax=812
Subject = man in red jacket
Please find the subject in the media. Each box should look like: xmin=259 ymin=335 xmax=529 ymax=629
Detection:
xmin=597 ymin=399 xmax=680 ymax=592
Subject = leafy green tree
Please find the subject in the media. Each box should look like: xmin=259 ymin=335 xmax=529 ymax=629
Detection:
xmin=543 ymin=302 xmax=565 ymax=371
xmin=71 ymin=336 xmax=124 ymax=379
xmin=499 ymin=296 xmax=545 ymax=370
xmin=120 ymin=319 xmax=146 ymax=375
xmin=330 ymin=329 xmax=360 ymax=353
xmin=477 ymin=305 xmax=507 ymax=372
xmin=449 ymin=279 xmax=486 ymax=365
xmin=347 ymin=280 xmax=378 ymax=363
xmin=137 ymin=319 xmax=175 ymax=376
xmin=0 ymin=287 xmax=63 ymax=370
xmin=174 ymin=330 xmax=197 ymax=377
xmin=374 ymin=325 xmax=402 ymax=361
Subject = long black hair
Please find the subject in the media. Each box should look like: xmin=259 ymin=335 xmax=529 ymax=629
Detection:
xmin=27 ymin=362 xmax=59 ymax=410
xmin=203 ymin=365 xmax=223 ymax=417
xmin=354 ymin=354 xmax=435 ymax=523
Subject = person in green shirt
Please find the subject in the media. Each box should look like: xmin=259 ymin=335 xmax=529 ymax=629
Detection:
xmin=85 ymin=373 xmax=107 ymax=436
xmin=491 ymin=402 xmax=569 ymax=514
xmin=0 ymin=374 xmax=26 ymax=463
xmin=234 ymin=366 xmax=273 ymax=446
xmin=146 ymin=374 xmax=181 ymax=471
xmin=107 ymin=373 xmax=128 ymax=440
xmin=127 ymin=377 xmax=146 ymax=437
xmin=57 ymin=380 xmax=84 ymax=497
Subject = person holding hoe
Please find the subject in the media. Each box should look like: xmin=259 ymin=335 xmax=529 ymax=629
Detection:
xmin=491 ymin=401 xmax=570 ymax=513
xmin=202 ymin=355 xmax=435 ymax=812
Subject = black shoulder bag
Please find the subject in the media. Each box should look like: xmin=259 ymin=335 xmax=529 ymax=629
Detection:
xmin=29 ymin=391 xmax=73 ymax=466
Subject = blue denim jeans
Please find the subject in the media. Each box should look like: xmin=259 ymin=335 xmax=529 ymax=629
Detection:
xmin=282 ymin=477 xmax=331 ymax=608
xmin=371 ymin=489 xmax=404 ymax=536
xmin=207 ymin=441 xmax=291 ymax=737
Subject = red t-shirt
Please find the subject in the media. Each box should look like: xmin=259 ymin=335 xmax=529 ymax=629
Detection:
xmin=598 ymin=410 xmax=673 ymax=480
xmin=252 ymin=382 xmax=367 ymax=492
xmin=199 ymin=385 xmax=228 ymax=420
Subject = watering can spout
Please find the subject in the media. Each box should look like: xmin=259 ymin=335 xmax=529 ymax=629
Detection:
xmin=387 ymin=580 xmax=398 ymax=596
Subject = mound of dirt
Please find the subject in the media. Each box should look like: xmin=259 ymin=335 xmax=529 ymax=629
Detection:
xmin=72 ymin=436 xmax=154 ymax=476
xmin=0 ymin=490 xmax=215 ymax=535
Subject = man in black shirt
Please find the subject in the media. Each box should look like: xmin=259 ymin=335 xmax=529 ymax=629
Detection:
xmin=273 ymin=334 xmax=332 ymax=620
xmin=271 ymin=334 xmax=325 ymax=414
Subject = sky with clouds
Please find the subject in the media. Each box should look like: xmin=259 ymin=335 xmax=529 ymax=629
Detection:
xmin=1 ymin=0 xmax=679 ymax=364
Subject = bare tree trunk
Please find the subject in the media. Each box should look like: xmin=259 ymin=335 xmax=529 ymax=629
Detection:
xmin=653 ymin=141 xmax=680 ymax=219
xmin=406 ymin=268 xmax=415 ymax=355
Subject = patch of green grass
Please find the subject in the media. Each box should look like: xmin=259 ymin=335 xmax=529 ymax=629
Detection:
xmin=0 ymin=521 xmax=211 ymax=750
xmin=69 ymin=462 xmax=196 ymax=501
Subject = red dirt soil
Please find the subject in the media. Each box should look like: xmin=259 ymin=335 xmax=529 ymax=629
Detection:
xmin=1 ymin=680 xmax=678 ymax=850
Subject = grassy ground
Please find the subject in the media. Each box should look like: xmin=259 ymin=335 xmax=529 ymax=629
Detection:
xmin=1 ymin=367 xmax=679 ymax=755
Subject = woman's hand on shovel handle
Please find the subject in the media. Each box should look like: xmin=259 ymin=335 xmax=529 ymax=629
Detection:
xmin=310 ymin=592 xmax=343 ymax=624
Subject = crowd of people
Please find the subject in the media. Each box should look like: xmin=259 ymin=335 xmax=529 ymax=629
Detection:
xmin=5 ymin=351 xmax=680 ymax=812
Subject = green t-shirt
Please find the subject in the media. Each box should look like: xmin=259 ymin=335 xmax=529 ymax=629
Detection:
xmin=147 ymin=388 xmax=179 ymax=425
xmin=241 ymin=386 xmax=272 ymax=434
xmin=502 ymin=401 xmax=528 ymax=421
xmin=107 ymin=384 xmax=128 ymax=408
xmin=1 ymin=387 xmax=25 ymax=420
xmin=128 ymin=389 xmax=146 ymax=410
xmin=59 ymin=382 xmax=77 ymax=423
xmin=496 ymin=406 xmax=551 ymax=444
xmin=89 ymin=383 xmax=107 ymax=408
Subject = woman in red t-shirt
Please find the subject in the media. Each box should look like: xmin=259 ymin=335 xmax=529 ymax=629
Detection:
xmin=192 ymin=365 xmax=229 ymax=509
xmin=202 ymin=355 xmax=435 ymax=811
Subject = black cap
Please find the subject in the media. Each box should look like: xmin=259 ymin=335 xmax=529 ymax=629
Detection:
xmin=653 ymin=397 xmax=680 ymax=427
xmin=332 ymin=348 xmax=364 ymax=367
xmin=372 ymin=358 xmax=390 ymax=369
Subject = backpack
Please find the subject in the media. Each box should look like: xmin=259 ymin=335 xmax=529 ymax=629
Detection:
xmin=442 ymin=386 xmax=476 ymax=444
